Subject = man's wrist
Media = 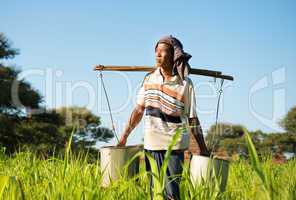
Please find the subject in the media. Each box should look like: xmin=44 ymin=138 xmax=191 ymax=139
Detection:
xmin=122 ymin=132 xmax=129 ymax=139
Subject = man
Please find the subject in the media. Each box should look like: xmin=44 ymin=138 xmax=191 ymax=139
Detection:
xmin=117 ymin=35 xmax=209 ymax=200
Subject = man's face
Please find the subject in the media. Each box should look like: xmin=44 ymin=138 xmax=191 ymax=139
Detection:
xmin=155 ymin=43 xmax=174 ymax=69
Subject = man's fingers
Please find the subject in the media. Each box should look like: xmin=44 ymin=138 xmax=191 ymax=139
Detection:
xmin=117 ymin=142 xmax=126 ymax=147
xmin=117 ymin=136 xmax=127 ymax=147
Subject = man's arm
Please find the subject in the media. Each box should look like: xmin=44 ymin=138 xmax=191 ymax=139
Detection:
xmin=117 ymin=104 xmax=145 ymax=146
xmin=188 ymin=117 xmax=210 ymax=156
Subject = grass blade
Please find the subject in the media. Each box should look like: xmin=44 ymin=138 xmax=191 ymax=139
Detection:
xmin=160 ymin=128 xmax=182 ymax=189
xmin=63 ymin=126 xmax=75 ymax=178
xmin=0 ymin=176 xmax=9 ymax=199
xmin=244 ymin=128 xmax=270 ymax=199
xmin=145 ymin=152 xmax=163 ymax=200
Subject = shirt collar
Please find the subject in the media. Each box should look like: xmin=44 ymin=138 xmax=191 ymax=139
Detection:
xmin=154 ymin=67 xmax=183 ymax=85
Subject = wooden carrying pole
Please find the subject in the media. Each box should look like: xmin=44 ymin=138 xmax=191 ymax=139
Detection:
xmin=94 ymin=65 xmax=234 ymax=81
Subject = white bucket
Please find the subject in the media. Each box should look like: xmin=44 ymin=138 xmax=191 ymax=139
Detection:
xmin=100 ymin=145 xmax=143 ymax=187
xmin=190 ymin=155 xmax=229 ymax=191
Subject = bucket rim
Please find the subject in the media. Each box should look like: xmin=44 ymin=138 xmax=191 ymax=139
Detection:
xmin=192 ymin=155 xmax=230 ymax=162
xmin=100 ymin=144 xmax=144 ymax=150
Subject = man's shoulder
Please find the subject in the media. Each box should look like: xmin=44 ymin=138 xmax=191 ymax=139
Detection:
xmin=143 ymin=68 xmax=158 ymax=82
xmin=183 ymin=76 xmax=194 ymax=86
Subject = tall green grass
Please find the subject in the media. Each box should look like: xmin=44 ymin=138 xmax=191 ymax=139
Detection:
xmin=0 ymin=129 xmax=295 ymax=199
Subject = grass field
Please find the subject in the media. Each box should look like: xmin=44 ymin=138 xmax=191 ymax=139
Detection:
xmin=0 ymin=131 xmax=295 ymax=200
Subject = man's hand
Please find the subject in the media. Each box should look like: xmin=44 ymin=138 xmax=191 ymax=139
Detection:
xmin=117 ymin=135 xmax=127 ymax=147
xmin=188 ymin=117 xmax=211 ymax=157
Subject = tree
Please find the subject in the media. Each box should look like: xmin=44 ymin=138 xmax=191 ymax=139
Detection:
xmin=0 ymin=33 xmax=114 ymax=157
xmin=0 ymin=33 xmax=18 ymax=59
xmin=206 ymin=123 xmax=247 ymax=157
xmin=0 ymin=66 xmax=42 ymax=114
xmin=54 ymin=106 xmax=114 ymax=148
xmin=280 ymin=105 xmax=296 ymax=133
xmin=55 ymin=106 xmax=101 ymax=129
xmin=206 ymin=123 xmax=245 ymax=139
xmin=0 ymin=33 xmax=41 ymax=115
xmin=280 ymin=105 xmax=296 ymax=154
xmin=0 ymin=33 xmax=43 ymax=153
xmin=206 ymin=123 xmax=245 ymax=146
xmin=0 ymin=114 xmax=19 ymax=152
xmin=15 ymin=120 xmax=65 ymax=156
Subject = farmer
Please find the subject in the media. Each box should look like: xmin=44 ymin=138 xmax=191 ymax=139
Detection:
xmin=117 ymin=35 xmax=210 ymax=200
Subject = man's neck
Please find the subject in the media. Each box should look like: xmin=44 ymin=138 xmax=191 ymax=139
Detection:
xmin=159 ymin=66 xmax=173 ymax=81
xmin=160 ymin=67 xmax=174 ymax=81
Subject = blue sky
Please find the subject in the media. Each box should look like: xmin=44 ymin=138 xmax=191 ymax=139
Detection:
xmin=1 ymin=0 xmax=296 ymax=146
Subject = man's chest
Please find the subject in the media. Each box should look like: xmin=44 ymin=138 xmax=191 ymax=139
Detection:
xmin=143 ymin=82 xmax=187 ymax=115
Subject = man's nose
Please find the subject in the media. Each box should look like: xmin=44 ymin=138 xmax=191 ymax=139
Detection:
xmin=156 ymin=51 xmax=161 ymax=57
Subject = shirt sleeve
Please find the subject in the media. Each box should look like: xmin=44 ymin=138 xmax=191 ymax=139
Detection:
xmin=136 ymin=85 xmax=145 ymax=106
xmin=185 ymin=78 xmax=197 ymax=118
xmin=136 ymin=76 xmax=148 ymax=107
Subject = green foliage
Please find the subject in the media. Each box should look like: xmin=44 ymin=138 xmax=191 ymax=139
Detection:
xmin=15 ymin=120 xmax=65 ymax=155
xmin=91 ymin=126 xmax=115 ymax=142
xmin=0 ymin=65 xmax=42 ymax=114
xmin=55 ymin=106 xmax=101 ymax=127
xmin=0 ymin=104 xmax=112 ymax=157
xmin=0 ymin=32 xmax=112 ymax=157
xmin=0 ymin=33 xmax=18 ymax=60
xmin=3 ymin=129 xmax=296 ymax=199
xmin=0 ymin=34 xmax=41 ymax=112
xmin=280 ymin=105 xmax=296 ymax=133
xmin=54 ymin=106 xmax=114 ymax=149
xmin=205 ymin=121 xmax=296 ymax=159
xmin=0 ymin=114 xmax=19 ymax=153
xmin=0 ymin=176 xmax=9 ymax=199
xmin=244 ymin=129 xmax=270 ymax=198
xmin=206 ymin=123 xmax=246 ymax=156
xmin=207 ymin=123 xmax=245 ymax=140
xmin=0 ymin=146 xmax=295 ymax=199
xmin=31 ymin=109 xmax=63 ymax=126
xmin=237 ymin=128 xmax=296 ymax=200
xmin=0 ymin=111 xmax=66 ymax=155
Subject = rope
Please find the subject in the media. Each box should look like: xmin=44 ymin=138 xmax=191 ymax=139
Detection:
xmin=98 ymin=71 xmax=119 ymax=143
xmin=209 ymin=78 xmax=224 ymax=153
xmin=215 ymin=79 xmax=224 ymax=128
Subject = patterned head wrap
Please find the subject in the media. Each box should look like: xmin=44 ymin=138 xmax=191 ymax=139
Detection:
xmin=155 ymin=35 xmax=191 ymax=80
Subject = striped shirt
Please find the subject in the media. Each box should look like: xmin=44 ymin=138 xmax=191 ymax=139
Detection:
xmin=137 ymin=67 xmax=197 ymax=150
